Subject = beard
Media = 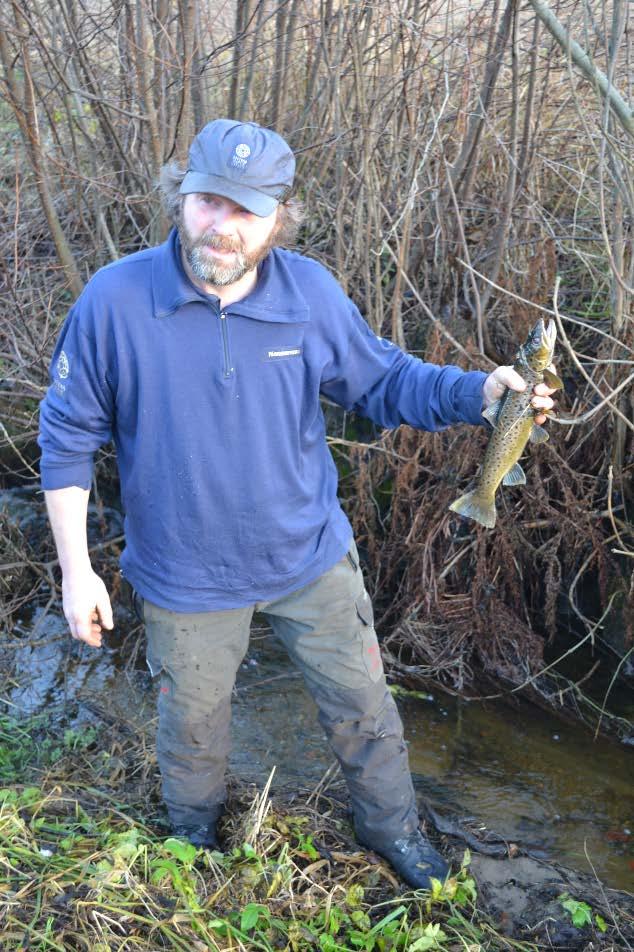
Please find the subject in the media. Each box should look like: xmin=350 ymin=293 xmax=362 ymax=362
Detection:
xmin=177 ymin=215 xmax=278 ymax=287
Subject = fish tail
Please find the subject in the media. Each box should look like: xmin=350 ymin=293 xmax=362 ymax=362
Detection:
xmin=449 ymin=490 xmax=496 ymax=529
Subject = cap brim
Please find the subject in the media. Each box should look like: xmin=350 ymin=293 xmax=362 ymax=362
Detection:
xmin=179 ymin=171 xmax=278 ymax=217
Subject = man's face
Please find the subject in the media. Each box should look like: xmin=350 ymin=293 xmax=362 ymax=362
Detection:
xmin=178 ymin=193 xmax=279 ymax=287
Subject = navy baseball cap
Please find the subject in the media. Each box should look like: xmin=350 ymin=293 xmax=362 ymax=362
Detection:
xmin=179 ymin=119 xmax=295 ymax=217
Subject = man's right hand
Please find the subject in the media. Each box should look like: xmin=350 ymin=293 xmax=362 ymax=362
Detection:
xmin=62 ymin=569 xmax=114 ymax=647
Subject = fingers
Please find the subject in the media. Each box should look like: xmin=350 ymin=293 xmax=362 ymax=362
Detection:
xmin=493 ymin=365 xmax=560 ymax=396
xmin=63 ymin=572 xmax=113 ymax=649
xmin=96 ymin=588 xmax=114 ymax=630
xmin=486 ymin=363 xmax=559 ymax=426
xmin=493 ymin=366 xmax=527 ymax=393
xmin=531 ymin=394 xmax=555 ymax=411
xmin=482 ymin=366 xmax=526 ymax=410
xmin=534 ymin=382 xmax=557 ymax=397
xmin=71 ymin=612 xmax=103 ymax=648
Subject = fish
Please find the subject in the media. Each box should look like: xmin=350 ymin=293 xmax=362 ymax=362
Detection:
xmin=449 ymin=318 xmax=563 ymax=529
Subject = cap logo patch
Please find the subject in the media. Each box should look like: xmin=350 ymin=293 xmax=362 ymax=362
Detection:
xmin=230 ymin=142 xmax=251 ymax=172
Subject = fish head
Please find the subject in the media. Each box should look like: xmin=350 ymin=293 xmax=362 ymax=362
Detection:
xmin=518 ymin=318 xmax=556 ymax=372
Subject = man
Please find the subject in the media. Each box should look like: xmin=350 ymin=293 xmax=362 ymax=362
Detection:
xmin=39 ymin=119 xmax=556 ymax=889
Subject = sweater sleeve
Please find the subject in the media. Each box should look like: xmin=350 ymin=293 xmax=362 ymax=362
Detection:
xmin=319 ymin=297 xmax=487 ymax=431
xmin=38 ymin=294 xmax=115 ymax=490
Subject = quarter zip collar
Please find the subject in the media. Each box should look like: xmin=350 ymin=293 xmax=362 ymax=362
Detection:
xmin=152 ymin=228 xmax=310 ymax=324
xmin=152 ymin=229 xmax=210 ymax=318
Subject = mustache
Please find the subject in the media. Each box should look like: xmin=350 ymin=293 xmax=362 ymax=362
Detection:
xmin=194 ymin=233 xmax=244 ymax=254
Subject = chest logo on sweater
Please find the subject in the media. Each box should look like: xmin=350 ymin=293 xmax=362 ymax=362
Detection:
xmin=262 ymin=347 xmax=302 ymax=362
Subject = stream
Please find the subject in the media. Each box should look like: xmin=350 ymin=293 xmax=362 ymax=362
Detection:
xmin=2 ymin=486 xmax=633 ymax=894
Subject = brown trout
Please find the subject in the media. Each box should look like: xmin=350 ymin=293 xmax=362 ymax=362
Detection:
xmin=449 ymin=318 xmax=562 ymax=529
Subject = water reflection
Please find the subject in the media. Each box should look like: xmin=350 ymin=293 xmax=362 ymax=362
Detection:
xmin=234 ymin=631 xmax=633 ymax=891
xmin=401 ymin=693 xmax=633 ymax=890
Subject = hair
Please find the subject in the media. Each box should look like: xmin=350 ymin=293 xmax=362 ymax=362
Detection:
xmin=157 ymin=161 xmax=305 ymax=248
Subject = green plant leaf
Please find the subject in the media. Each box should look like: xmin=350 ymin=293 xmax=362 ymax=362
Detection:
xmin=454 ymin=876 xmax=478 ymax=906
xmin=19 ymin=787 xmax=41 ymax=806
xmin=345 ymin=884 xmax=365 ymax=909
xmin=368 ymin=905 xmax=407 ymax=936
xmin=595 ymin=914 xmax=607 ymax=933
xmin=350 ymin=909 xmax=371 ymax=930
xmin=319 ymin=935 xmax=338 ymax=952
xmin=241 ymin=904 xmax=260 ymax=931
xmin=296 ymin=832 xmax=319 ymax=859
xmin=559 ymin=894 xmax=593 ymax=928
xmin=149 ymin=858 xmax=180 ymax=885
xmin=241 ymin=903 xmax=269 ymax=932
xmin=163 ymin=837 xmax=198 ymax=864
xmin=327 ymin=905 xmax=345 ymax=934
xmin=408 ymin=921 xmax=448 ymax=950
xmin=348 ymin=930 xmax=371 ymax=949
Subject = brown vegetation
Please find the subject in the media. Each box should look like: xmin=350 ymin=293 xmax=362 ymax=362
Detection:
xmin=0 ymin=0 xmax=632 ymax=735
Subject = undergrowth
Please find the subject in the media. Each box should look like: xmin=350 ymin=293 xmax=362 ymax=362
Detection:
xmin=1 ymin=709 xmax=631 ymax=951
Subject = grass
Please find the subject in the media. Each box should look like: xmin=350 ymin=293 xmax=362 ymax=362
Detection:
xmin=1 ymin=707 xmax=631 ymax=951
xmin=0 ymin=783 xmax=518 ymax=952
xmin=0 ymin=709 xmax=548 ymax=952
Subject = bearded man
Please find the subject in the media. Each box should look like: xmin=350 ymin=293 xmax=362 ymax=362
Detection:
xmin=39 ymin=119 xmax=556 ymax=888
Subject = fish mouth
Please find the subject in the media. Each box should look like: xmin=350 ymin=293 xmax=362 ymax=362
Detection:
xmin=542 ymin=319 xmax=556 ymax=350
xmin=525 ymin=318 xmax=556 ymax=368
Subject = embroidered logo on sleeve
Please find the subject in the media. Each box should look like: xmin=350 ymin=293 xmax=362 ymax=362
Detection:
xmin=57 ymin=350 xmax=70 ymax=379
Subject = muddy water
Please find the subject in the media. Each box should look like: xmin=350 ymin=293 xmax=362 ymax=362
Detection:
xmin=236 ymin=631 xmax=634 ymax=892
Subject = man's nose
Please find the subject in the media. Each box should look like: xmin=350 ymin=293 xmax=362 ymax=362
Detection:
xmin=208 ymin=200 xmax=235 ymax=234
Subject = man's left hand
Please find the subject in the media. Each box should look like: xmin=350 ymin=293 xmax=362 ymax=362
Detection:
xmin=483 ymin=365 xmax=558 ymax=426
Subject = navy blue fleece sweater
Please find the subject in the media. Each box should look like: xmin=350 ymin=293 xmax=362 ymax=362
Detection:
xmin=39 ymin=230 xmax=487 ymax=610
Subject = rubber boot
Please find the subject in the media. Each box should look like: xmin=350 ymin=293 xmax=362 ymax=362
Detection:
xmin=171 ymin=804 xmax=224 ymax=850
xmin=358 ymin=828 xmax=449 ymax=889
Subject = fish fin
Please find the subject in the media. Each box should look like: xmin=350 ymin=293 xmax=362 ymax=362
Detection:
xmin=542 ymin=368 xmax=563 ymax=390
xmin=482 ymin=399 xmax=502 ymax=426
xmin=529 ymin=423 xmax=549 ymax=444
xmin=502 ymin=462 xmax=526 ymax=486
xmin=449 ymin=491 xmax=496 ymax=529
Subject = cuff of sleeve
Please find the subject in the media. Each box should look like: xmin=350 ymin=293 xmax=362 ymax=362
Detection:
xmin=40 ymin=458 xmax=93 ymax=491
xmin=456 ymin=370 xmax=489 ymax=426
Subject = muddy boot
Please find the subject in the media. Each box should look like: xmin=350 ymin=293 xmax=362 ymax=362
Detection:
xmin=171 ymin=820 xmax=220 ymax=850
xmin=358 ymin=828 xmax=449 ymax=889
xmin=171 ymin=802 xmax=224 ymax=850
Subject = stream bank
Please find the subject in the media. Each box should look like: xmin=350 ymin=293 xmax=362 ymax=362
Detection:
xmin=6 ymin=596 xmax=632 ymax=893
xmin=1 ymin=486 xmax=633 ymax=947
xmin=1 ymin=681 xmax=632 ymax=951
